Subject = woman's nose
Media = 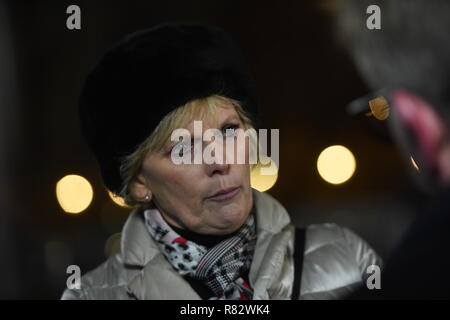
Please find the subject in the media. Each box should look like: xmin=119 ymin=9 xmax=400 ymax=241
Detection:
xmin=205 ymin=161 xmax=231 ymax=176
xmin=204 ymin=139 xmax=232 ymax=176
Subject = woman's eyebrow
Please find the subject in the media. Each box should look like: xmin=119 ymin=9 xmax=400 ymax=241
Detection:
xmin=219 ymin=115 xmax=240 ymax=128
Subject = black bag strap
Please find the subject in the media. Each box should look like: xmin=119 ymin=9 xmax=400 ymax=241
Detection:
xmin=292 ymin=227 xmax=306 ymax=300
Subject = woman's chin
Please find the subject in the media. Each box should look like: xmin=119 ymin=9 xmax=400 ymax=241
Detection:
xmin=210 ymin=207 xmax=249 ymax=234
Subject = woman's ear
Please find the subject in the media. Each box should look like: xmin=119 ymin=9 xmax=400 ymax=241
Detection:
xmin=129 ymin=172 xmax=152 ymax=202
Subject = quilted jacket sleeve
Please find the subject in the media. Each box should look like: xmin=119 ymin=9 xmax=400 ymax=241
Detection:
xmin=299 ymin=223 xmax=382 ymax=299
xmin=340 ymin=225 xmax=383 ymax=284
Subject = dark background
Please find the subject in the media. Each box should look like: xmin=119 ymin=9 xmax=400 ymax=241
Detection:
xmin=0 ymin=0 xmax=423 ymax=299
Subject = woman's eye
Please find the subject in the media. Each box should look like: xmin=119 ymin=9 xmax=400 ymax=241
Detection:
xmin=172 ymin=144 xmax=192 ymax=157
xmin=223 ymin=124 xmax=240 ymax=137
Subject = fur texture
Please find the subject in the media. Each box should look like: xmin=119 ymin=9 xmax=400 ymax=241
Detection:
xmin=79 ymin=22 xmax=259 ymax=194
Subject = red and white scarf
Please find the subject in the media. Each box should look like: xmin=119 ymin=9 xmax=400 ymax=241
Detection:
xmin=143 ymin=208 xmax=257 ymax=300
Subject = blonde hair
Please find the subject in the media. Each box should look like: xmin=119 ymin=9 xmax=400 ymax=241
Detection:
xmin=117 ymin=94 xmax=255 ymax=207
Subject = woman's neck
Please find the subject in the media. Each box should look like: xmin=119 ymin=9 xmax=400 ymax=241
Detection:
xmin=167 ymin=221 xmax=239 ymax=248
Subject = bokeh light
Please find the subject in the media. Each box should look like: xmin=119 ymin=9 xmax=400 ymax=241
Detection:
xmin=56 ymin=174 xmax=93 ymax=214
xmin=108 ymin=190 xmax=131 ymax=208
xmin=251 ymin=156 xmax=278 ymax=192
xmin=317 ymin=145 xmax=356 ymax=185
xmin=104 ymin=233 xmax=122 ymax=257
xmin=410 ymin=156 xmax=420 ymax=171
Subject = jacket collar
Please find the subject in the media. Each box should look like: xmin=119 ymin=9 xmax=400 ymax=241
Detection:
xmin=252 ymin=188 xmax=291 ymax=234
xmin=120 ymin=207 xmax=159 ymax=267
xmin=120 ymin=188 xmax=291 ymax=267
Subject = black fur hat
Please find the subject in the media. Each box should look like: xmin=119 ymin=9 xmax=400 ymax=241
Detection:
xmin=79 ymin=21 xmax=259 ymax=195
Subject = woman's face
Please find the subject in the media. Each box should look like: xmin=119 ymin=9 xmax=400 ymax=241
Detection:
xmin=134 ymin=103 xmax=253 ymax=235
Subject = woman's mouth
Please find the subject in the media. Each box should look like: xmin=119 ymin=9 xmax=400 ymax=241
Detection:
xmin=207 ymin=187 xmax=240 ymax=201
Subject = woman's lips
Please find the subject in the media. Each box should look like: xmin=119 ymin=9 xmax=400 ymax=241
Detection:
xmin=207 ymin=187 xmax=240 ymax=201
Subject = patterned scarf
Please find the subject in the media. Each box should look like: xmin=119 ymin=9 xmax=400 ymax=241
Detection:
xmin=143 ymin=208 xmax=257 ymax=300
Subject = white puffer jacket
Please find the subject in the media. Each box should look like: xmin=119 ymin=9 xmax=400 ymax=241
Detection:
xmin=61 ymin=189 xmax=381 ymax=300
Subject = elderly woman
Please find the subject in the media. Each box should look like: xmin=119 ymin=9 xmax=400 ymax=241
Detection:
xmin=62 ymin=22 xmax=381 ymax=300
